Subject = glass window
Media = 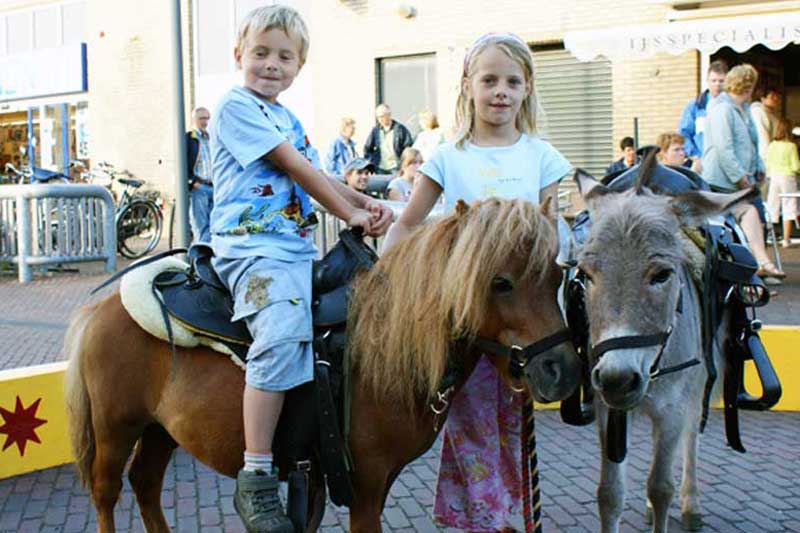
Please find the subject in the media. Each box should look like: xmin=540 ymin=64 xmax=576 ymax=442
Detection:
xmin=7 ymin=11 xmax=32 ymax=54
xmin=378 ymin=54 xmax=437 ymax=137
xmin=197 ymin=0 xmax=233 ymax=75
xmin=62 ymin=1 xmax=87 ymax=46
xmin=34 ymin=7 xmax=60 ymax=50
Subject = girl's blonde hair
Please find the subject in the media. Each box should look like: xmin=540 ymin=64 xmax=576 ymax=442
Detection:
xmin=419 ymin=110 xmax=439 ymax=130
xmin=399 ymin=147 xmax=422 ymax=176
xmin=454 ymin=33 xmax=538 ymax=148
xmin=773 ymin=117 xmax=792 ymax=142
xmin=236 ymin=5 xmax=309 ymax=65
xmin=725 ymin=64 xmax=758 ymax=96
xmin=340 ymin=117 xmax=355 ymax=134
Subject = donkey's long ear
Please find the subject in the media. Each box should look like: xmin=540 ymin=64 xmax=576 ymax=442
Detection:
xmin=669 ymin=186 xmax=759 ymax=227
xmin=634 ymin=150 xmax=658 ymax=194
xmin=574 ymin=168 xmax=611 ymax=211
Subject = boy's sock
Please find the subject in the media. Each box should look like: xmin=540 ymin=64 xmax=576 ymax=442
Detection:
xmin=243 ymin=451 xmax=273 ymax=473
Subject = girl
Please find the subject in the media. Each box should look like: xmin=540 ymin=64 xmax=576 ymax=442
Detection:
xmin=765 ymin=117 xmax=800 ymax=248
xmin=386 ymin=147 xmax=423 ymax=201
xmin=412 ymin=110 xmax=445 ymax=161
xmin=384 ymin=32 xmax=571 ymax=532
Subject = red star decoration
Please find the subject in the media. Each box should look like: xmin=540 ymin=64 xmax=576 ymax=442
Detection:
xmin=0 ymin=396 xmax=47 ymax=456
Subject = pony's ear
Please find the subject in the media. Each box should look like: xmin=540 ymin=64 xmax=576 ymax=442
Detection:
xmin=574 ymin=168 xmax=611 ymax=208
xmin=455 ymin=199 xmax=470 ymax=216
xmin=669 ymin=186 xmax=759 ymax=226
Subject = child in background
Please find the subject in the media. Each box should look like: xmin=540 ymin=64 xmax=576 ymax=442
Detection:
xmin=765 ymin=117 xmax=800 ymax=247
xmin=386 ymin=147 xmax=423 ymax=201
xmin=342 ymin=157 xmax=373 ymax=193
xmin=209 ymin=6 xmax=392 ymax=531
xmin=383 ymin=32 xmax=572 ymax=531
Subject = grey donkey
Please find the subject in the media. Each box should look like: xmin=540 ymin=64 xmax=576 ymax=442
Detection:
xmin=574 ymin=164 xmax=758 ymax=533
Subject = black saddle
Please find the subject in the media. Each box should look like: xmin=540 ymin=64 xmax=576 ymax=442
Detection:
xmin=151 ymin=229 xmax=378 ymax=519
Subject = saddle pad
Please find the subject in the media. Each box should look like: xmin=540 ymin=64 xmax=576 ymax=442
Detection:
xmin=119 ymin=256 xmax=245 ymax=370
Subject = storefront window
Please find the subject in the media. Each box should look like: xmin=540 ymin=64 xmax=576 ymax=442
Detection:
xmin=377 ymin=54 xmax=437 ymax=137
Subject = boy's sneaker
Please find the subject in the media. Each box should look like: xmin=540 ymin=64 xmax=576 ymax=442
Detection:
xmin=234 ymin=469 xmax=294 ymax=533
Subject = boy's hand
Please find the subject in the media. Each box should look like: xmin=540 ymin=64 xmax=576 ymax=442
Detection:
xmin=347 ymin=209 xmax=374 ymax=234
xmin=365 ymin=200 xmax=393 ymax=237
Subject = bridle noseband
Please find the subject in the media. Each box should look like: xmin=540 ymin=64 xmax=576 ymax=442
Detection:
xmin=589 ymin=284 xmax=700 ymax=381
xmin=472 ymin=328 xmax=574 ymax=379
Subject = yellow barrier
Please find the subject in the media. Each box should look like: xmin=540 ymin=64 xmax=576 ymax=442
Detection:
xmin=0 ymin=362 xmax=71 ymax=479
xmin=0 ymin=327 xmax=797 ymax=480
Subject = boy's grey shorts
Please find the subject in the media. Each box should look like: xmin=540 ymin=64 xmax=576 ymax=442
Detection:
xmin=212 ymin=255 xmax=314 ymax=391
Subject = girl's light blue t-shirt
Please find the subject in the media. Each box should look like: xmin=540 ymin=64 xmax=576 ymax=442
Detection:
xmin=419 ymin=134 xmax=571 ymax=212
xmin=210 ymin=86 xmax=319 ymax=261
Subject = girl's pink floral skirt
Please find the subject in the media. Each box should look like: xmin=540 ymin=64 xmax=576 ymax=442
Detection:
xmin=433 ymin=356 xmax=524 ymax=532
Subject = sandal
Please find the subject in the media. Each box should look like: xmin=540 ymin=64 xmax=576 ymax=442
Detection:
xmin=756 ymin=262 xmax=786 ymax=279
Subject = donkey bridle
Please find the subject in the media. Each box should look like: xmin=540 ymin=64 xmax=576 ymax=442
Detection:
xmin=589 ymin=286 xmax=700 ymax=381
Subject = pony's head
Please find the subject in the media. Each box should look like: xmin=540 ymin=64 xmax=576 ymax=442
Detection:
xmin=350 ymin=197 xmax=581 ymax=407
xmin=575 ymin=158 xmax=757 ymax=410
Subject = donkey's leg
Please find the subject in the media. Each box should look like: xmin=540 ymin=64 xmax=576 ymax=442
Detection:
xmin=128 ymin=424 xmax=177 ymax=533
xmin=647 ymin=414 xmax=682 ymax=533
xmin=596 ymin=406 xmax=627 ymax=533
xmin=91 ymin=424 xmax=141 ymax=533
xmin=678 ymin=418 xmax=703 ymax=531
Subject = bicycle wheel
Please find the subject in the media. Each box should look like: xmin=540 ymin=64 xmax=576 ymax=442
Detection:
xmin=117 ymin=200 xmax=163 ymax=259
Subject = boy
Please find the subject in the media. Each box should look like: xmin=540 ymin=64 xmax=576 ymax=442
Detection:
xmin=209 ymin=6 xmax=392 ymax=532
xmin=343 ymin=157 xmax=373 ymax=193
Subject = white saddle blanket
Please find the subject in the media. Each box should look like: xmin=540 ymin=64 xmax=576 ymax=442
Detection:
xmin=119 ymin=256 xmax=245 ymax=369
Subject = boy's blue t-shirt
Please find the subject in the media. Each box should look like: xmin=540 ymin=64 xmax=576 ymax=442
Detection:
xmin=420 ymin=133 xmax=571 ymax=213
xmin=210 ymin=86 xmax=319 ymax=261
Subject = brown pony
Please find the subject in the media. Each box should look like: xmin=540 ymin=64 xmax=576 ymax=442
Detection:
xmin=64 ymin=198 xmax=581 ymax=532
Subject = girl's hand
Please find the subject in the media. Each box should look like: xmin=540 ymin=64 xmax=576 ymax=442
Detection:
xmin=347 ymin=209 xmax=374 ymax=234
xmin=365 ymin=199 xmax=394 ymax=236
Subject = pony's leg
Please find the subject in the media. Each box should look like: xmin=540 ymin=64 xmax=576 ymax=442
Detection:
xmin=647 ymin=415 xmax=682 ymax=533
xmin=128 ymin=424 xmax=177 ymax=533
xmin=91 ymin=424 xmax=141 ymax=533
xmin=596 ymin=406 xmax=627 ymax=533
xmin=349 ymin=466 xmax=388 ymax=533
xmin=678 ymin=421 xmax=703 ymax=531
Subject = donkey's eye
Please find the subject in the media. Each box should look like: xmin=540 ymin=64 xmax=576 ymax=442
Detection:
xmin=650 ymin=268 xmax=674 ymax=286
xmin=492 ymin=277 xmax=514 ymax=293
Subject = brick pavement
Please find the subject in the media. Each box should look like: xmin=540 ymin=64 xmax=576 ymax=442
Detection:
xmin=0 ymin=410 xmax=798 ymax=532
xmin=0 ymin=247 xmax=799 ymax=531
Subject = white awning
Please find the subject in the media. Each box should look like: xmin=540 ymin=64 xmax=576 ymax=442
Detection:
xmin=564 ymin=12 xmax=800 ymax=61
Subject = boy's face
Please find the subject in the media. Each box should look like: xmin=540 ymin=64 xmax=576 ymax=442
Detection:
xmin=345 ymin=169 xmax=369 ymax=191
xmin=235 ymin=28 xmax=301 ymax=103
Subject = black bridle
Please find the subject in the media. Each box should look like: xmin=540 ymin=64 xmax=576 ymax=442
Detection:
xmin=472 ymin=328 xmax=574 ymax=379
xmin=589 ymin=287 xmax=700 ymax=381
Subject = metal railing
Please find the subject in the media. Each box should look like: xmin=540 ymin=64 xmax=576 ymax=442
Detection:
xmin=0 ymin=184 xmax=116 ymax=283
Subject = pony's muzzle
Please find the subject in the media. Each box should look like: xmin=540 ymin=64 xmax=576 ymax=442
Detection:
xmin=525 ymin=341 xmax=581 ymax=402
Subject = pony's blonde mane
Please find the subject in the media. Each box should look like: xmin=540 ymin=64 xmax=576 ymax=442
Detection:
xmin=349 ymin=198 xmax=557 ymax=407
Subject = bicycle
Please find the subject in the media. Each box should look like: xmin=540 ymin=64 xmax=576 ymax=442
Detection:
xmin=4 ymin=163 xmax=71 ymax=185
xmin=76 ymin=161 xmax=164 ymax=259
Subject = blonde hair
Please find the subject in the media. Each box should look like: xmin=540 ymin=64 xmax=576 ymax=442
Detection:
xmin=350 ymin=198 xmax=558 ymax=406
xmin=656 ymin=132 xmax=685 ymax=155
xmin=454 ymin=33 xmax=538 ymax=148
xmin=340 ymin=117 xmax=355 ymax=134
xmin=398 ymin=147 xmax=422 ymax=178
xmin=724 ymin=64 xmax=758 ymax=96
xmin=236 ymin=5 xmax=309 ymax=65
xmin=419 ymin=110 xmax=439 ymax=130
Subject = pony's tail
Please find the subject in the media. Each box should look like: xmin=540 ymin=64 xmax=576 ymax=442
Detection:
xmin=63 ymin=303 xmax=98 ymax=489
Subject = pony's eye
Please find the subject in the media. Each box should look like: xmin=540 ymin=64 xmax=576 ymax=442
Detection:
xmin=650 ymin=268 xmax=674 ymax=286
xmin=492 ymin=277 xmax=514 ymax=293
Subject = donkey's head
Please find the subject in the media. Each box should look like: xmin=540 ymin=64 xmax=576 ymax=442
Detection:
xmin=574 ymin=159 xmax=757 ymax=410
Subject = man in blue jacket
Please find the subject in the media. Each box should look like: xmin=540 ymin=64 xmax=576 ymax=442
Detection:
xmin=364 ymin=104 xmax=413 ymax=174
xmin=185 ymin=107 xmax=213 ymax=243
xmin=678 ymin=60 xmax=728 ymax=163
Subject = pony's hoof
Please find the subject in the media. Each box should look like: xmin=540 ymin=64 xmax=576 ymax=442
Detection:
xmin=644 ymin=506 xmax=653 ymax=525
xmin=681 ymin=512 xmax=703 ymax=531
